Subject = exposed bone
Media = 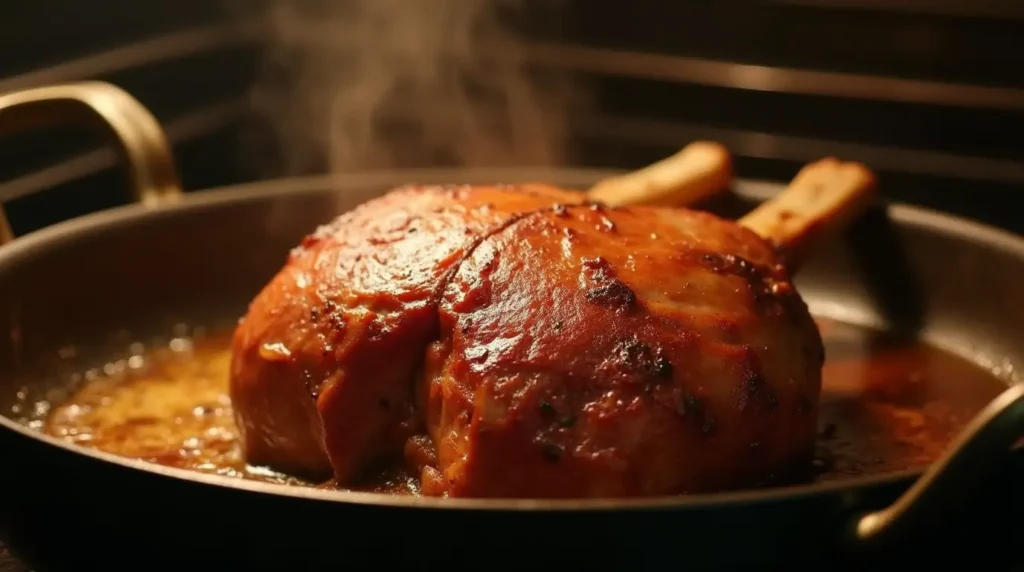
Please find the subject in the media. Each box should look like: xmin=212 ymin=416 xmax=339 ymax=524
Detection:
xmin=739 ymin=157 xmax=878 ymax=270
xmin=588 ymin=141 xmax=733 ymax=207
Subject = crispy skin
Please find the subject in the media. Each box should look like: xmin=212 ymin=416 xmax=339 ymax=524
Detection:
xmin=425 ymin=205 xmax=823 ymax=498
xmin=229 ymin=184 xmax=583 ymax=481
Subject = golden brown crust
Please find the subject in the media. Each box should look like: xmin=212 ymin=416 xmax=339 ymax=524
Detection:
xmin=426 ymin=205 xmax=823 ymax=498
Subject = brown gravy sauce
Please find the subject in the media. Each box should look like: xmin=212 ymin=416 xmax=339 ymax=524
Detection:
xmin=18 ymin=317 xmax=1008 ymax=494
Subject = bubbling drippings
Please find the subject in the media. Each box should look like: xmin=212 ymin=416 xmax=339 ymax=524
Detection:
xmin=9 ymin=317 xmax=1008 ymax=494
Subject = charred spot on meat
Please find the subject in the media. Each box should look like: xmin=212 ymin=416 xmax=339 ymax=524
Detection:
xmin=580 ymin=256 xmax=638 ymax=312
xmin=617 ymin=336 xmax=673 ymax=380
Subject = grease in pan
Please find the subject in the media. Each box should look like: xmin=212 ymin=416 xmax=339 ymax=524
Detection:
xmin=24 ymin=318 xmax=1005 ymax=495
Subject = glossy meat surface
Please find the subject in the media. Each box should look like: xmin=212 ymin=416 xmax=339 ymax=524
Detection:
xmin=424 ymin=205 xmax=823 ymax=497
xmin=230 ymin=184 xmax=583 ymax=481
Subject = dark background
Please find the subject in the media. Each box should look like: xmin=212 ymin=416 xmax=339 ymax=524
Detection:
xmin=1 ymin=0 xmax=1022 ymax=236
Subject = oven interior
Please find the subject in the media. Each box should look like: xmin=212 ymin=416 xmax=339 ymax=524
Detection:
xmin=0 ymin=1 xmax=1022 ymax=567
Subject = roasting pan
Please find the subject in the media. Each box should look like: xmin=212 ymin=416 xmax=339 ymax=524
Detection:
xmin=0 ymin=82 xmax=1021 ymax=571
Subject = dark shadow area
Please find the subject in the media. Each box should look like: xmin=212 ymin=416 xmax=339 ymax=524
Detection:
xmin=845 ymin=204 xmax=928 ymax=337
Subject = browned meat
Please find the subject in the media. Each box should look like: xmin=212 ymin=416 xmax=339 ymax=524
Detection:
xmin=423 ymin=204 xmax=823 ymax=497
xmin=229 ymin=184 xmax=584 ymax=481
xmin=231 ymin=185 xmax=824 ymax=498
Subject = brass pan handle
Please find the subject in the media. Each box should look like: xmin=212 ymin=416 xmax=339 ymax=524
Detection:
xmin=0 ymin=81 xmax=182 ymax=244
xmin=849 ymin=382 xmax=1024 ymax=548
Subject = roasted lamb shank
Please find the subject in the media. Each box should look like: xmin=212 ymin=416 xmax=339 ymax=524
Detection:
xmin=230 ymin=145 xmax=876 ymax=498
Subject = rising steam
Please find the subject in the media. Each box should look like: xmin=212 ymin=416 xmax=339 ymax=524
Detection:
xmin=246 ymin=0 xmax=582 ymax=176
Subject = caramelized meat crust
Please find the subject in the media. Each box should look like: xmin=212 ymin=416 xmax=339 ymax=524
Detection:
xmin=232 ymin=184 xmax=824 ymax=497
xmin=229 ymin=184 xmax=583 ymax=481
xmin=424 ymin=205 xmax=823 ymax=497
